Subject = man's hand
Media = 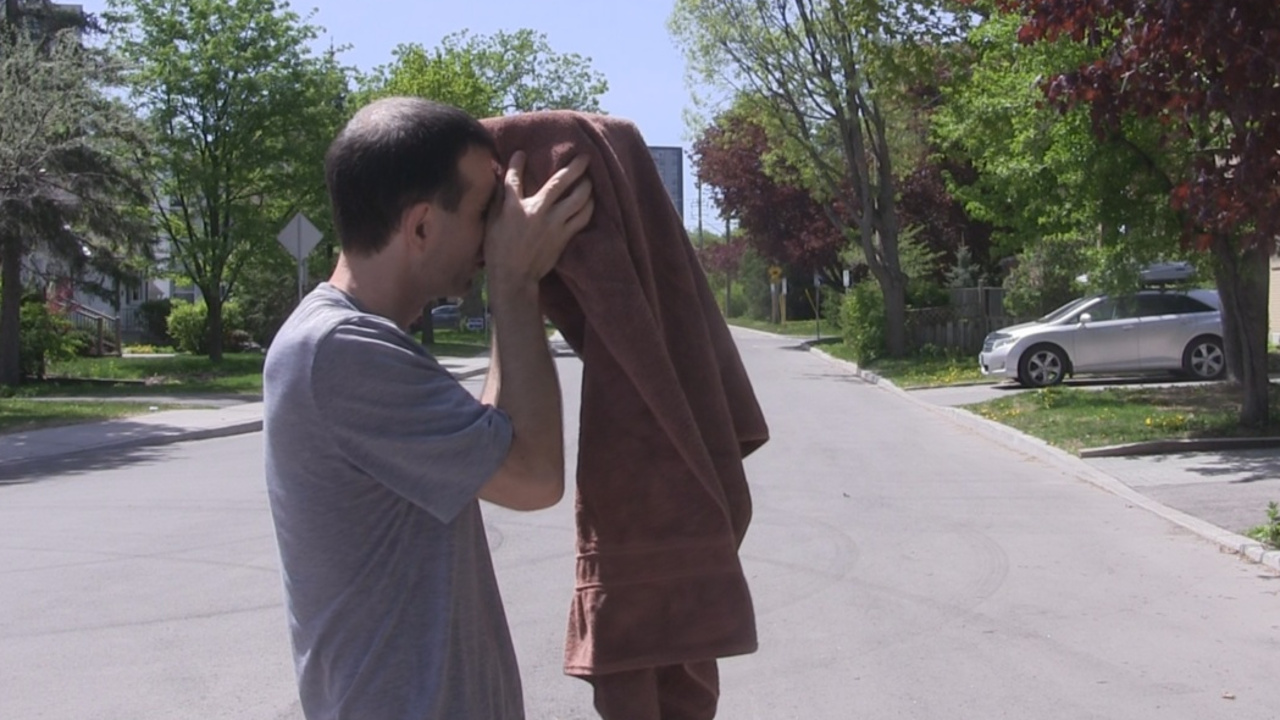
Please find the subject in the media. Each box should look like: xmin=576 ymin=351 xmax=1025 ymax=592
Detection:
xmin=483 ymin=151 xmax=594 ymax=292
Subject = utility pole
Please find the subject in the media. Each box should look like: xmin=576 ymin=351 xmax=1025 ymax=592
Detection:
xmin=724 ymin=215 xmax=732 ymax=317
xmin=696 ymin=176 xmax=704 ymax=249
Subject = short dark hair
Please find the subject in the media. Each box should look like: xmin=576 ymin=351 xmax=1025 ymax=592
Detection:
xmin=324 ymin=97 xmax=497 ymax=255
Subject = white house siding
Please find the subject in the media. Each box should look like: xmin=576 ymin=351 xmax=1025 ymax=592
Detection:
xmin=1270 ymin=253 xmax=1280 ymax=345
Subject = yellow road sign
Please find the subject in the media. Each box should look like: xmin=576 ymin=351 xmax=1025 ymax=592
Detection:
xmin=768 ymin=265 xmax=782 ymax=282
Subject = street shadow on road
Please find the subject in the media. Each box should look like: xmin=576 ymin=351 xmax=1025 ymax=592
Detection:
xmin=1167 ymin=451 xmax=1280 ymax=485
xmin=0 ymin=443 xmax=172 ymax=486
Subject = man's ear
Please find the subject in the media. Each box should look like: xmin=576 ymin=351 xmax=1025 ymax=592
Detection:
xmin=401 ymin=201 xmax=433 ymax=251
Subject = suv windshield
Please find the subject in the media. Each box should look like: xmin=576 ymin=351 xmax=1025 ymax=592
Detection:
xmin=1038 ymin=297 xmax=1092 ymax=323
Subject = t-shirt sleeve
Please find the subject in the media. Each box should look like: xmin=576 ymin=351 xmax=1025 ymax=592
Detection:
xmin=309 ymin=318 xmax=513 ymax=523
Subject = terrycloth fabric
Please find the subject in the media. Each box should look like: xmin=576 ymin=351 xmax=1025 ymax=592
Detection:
xmin=482 ymin=112 xmax=770 ymax=677
xmin=587 ymin=661 xmax=719 ymax=720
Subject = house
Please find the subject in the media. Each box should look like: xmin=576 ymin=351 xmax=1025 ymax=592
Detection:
xmin=27 ymin=235 xmax=197 ymax=349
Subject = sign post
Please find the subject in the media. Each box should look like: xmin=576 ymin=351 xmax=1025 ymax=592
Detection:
xmin=768 ymin=266 xmax=783 ymax=324
xmin=813 ymin=272 xmax=822 ymax=340
xmin=277 ymin=213 xmax=323 ymax=303
xmin=773 ymin=278 xmax=783 ymax=325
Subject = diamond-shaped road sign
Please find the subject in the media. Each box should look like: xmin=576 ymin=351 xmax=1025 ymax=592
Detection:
xmin=277 ymin=213 xmax=322 ymax=261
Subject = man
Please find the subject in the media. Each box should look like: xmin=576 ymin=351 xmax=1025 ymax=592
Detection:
xmin=262 ymin=97 xmax=594 ymax=719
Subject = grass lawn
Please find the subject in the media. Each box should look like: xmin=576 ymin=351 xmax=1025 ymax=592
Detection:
xmin=816 ymin=342 xmax=988 ymax=388
xmin=34 ymin=353 xmax=267 ymax=396
xmin=0 ymin=399 xmax=176 ymax=434
xmin=964 ymin=383 xmax=1280 ymax=454
xmin=19 ymin=330 xmax=491 ymax=400
xmin=865 ymin=356 xmax=988 ymax=388
xmin=423 ymin=329 xmax=491 ymax=357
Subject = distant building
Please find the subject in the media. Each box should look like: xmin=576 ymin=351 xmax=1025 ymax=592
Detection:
xmin=1 ymin=1 xmax=86 ymax=37
xmin=647 ymin=146 xmax=684 ymax=221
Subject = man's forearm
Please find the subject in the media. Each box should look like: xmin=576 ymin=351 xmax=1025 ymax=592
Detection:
xmin=490 ymin=282 xmax=564 ymax=483
xmin=480 ymin=324 xmax=500 ymax=407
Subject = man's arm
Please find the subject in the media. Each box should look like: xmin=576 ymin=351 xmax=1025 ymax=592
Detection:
xmin=479 ymin=327 xmax=500 ymax=407
xmin=478 ymin=152 xmax=593 ymax=511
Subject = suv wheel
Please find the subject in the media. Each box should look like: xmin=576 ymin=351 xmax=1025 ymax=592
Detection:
xmin=1018 ymin=345 xmax=1067 ymax=387
xmin=1183 ymin=336 xmax=1225 ymax=380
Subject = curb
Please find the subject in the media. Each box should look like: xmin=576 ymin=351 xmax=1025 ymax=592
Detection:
xmin=1080 ymin=436 xmax=1280 ymax=458
xmin=904 ymin=380 xmax=1004 ymax=391
xmin=451 ymin=367 xmax=489 ymax=380
xmin=807 ymin=346 xmax=1280 ymax=574
xmin=0 ymin=420 xmax=263 ymax=477
xmin=730 ymin=324 xmax=835 ymax=342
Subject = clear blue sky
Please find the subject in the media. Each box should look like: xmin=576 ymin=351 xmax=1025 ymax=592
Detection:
xmin=79 ymin=0 xmax=720 ymax=229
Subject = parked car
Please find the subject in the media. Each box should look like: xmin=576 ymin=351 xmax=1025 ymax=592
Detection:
xmin=430 ymin=303 xmax=461 ymax=330
xmin=979 ymin=289 xmax=1224 ymax=387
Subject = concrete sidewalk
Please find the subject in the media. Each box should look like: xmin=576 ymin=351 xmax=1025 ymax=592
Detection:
xmin=0 ymin=353 xmax=491 ymax=473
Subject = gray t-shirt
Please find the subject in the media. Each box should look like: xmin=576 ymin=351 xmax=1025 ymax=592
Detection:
xmin=263 ymin=283 xmax=521 ymax=720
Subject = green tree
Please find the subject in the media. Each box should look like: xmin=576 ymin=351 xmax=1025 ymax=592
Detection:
xmin=931 ymin=7 xmax=1185 ymax=280
xmin=355 ymin=29 xmax=609 ymax=117
xmin=1 ymin=7 xmax=153 ymax=386
xmin=1008 ymin=0 xmax=1280 ymax=426
xmin=107 ymin=0 xmax=349 ymax=361
xmin=671 ymin=0 xmax=968 ymax=358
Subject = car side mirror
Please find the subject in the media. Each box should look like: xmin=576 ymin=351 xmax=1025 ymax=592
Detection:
xmin=1078 ymin=313 xmax=1093 ymax=325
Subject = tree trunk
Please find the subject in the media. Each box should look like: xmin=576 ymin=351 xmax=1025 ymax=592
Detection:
xmin=205 ymin=290 xmax=224 ymax=362
xmin=1212 ymin=238 xmax=1271 ymax=427
xmin=0 ymin=237 xmax=24 ymax=387
xmin=882 ymin=274 xmax=908 ymax=358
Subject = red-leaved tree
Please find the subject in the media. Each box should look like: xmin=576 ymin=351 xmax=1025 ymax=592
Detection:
xmin=691 ymin=111 xmax=846 ymax=284
xmin=1004 ymin=0 xmax=1279 ymax=426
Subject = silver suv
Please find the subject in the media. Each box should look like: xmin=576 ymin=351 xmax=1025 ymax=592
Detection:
xmin=979 ymin=289 xmax=1224 ymax=387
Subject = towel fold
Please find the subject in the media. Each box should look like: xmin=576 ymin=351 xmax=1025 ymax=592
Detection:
xmin=483 ymin=111 xmax=769 ymax=676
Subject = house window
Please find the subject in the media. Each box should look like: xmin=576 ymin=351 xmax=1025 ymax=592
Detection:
xmin=171 ymin=283 xmax=198 ymax=303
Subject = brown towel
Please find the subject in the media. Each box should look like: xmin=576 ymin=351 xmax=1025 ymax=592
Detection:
xmin=482 ymin=112 xmax=769 ymax=677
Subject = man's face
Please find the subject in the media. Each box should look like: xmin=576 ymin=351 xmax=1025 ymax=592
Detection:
xmin=420 ymin=145 xmax=500 ymax=298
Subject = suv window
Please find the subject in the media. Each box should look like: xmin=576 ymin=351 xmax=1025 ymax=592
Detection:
xmin=1171 ymin=295 xmax=1216 ymax=314
xmin=1136 ymin=294 xmax=1216 ymax=316
xmin=1080 ymin=296 xmax=1139 ymax=322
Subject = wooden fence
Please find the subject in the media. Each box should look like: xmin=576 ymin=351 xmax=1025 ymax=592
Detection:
xmin=904 ymin=306 xmax=1024 ymax=355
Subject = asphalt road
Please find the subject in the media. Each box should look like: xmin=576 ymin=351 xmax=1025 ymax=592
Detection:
xmin=2 ymin=331 xmax=1278 ymax=719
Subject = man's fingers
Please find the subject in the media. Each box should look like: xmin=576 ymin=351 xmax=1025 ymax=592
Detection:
xmin=564 ymin=198 xmax=595 ymax=236
xmin=553 ymin=178 xmax=593 ymax=220
xmin=539 ymin=155 xmax=591 ymax=204
xmin=505 ymin=151 xmax=527 ymax=198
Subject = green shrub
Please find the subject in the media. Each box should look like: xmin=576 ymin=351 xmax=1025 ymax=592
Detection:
xmin=20 ymin=301 xmax=83 ymax=379
xmin=137 ymin=298 xmax=173 ymax=344
xmin=68 ymin=328 xmax=97 ymax=357
xmin=739 ymin=249 xmax=772 ymax=320
xmin=713 ymin=282 xmax=749 ymax=318
xmin=1003 ymin=237 xmax=1090 ymax=318
xmin=820 ymin=287 xmax=846 ymax=330
xmin=839 ymin=282 xmax=886 ymax=363
xmin=123 ymin=343 xmax=169 ymax=354
xmin=166 ymin=299 xmax=246 ymax=354
xmin=1247 ymin=502 xmax=1280 ymax=550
